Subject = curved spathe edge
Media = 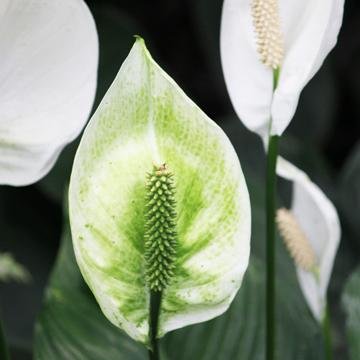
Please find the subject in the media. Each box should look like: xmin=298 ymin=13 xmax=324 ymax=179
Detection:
xmin=277 ymin=157 xmax=340 ymax=321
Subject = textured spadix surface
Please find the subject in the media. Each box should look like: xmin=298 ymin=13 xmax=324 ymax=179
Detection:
xmin=69 ymin=39 xmax=251 ymax=345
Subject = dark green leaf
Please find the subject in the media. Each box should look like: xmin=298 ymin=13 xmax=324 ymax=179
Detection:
xmin=35 ymin=172 xmax=324 ymax=359
xmin=339 ymin=141 xmax=360 ymax=242
xmin=342 ymin=266 xmax=360 ymax=360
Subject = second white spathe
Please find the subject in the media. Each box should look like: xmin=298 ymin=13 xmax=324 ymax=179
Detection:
xmin=220 ymin=0 xmax=345 ymax=138
xmin=277 ymin=157 xmax=340 ymax=321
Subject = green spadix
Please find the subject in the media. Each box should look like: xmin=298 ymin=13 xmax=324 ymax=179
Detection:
xmin=69 ymin=38 xmax=251 ymax=346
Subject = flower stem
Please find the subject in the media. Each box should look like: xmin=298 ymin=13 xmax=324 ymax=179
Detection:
xmin=0 ymin=316 xmax=10 ymax=360
xmin=148 ymin=291 xmax=162 ymax=360
xmin=266 ymin=134 xmax=279 ymax=360
xmin=322 ymin=305 xmax=333 ymax=360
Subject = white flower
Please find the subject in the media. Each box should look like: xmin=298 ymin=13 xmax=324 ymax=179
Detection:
xmin=0 ymin=0 xmax=98 ymax=186
xmin=220 ymin=0 xmax=345 ymax=138
xmin=220 ymin=0 xmax=343 ymax=321
xmin=276 ymin=158 xmax=340 ymax=321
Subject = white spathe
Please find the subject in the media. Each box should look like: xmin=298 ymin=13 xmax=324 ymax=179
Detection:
xmin=277 ymin=157 xmax=340 ymax=321
xmin=220 ymin=0 xmax=345 ymax=137
xmin=0 ymin=0 xmax=98 ymax=186
xmin=220 ymin=0 xmax=343 ymax=322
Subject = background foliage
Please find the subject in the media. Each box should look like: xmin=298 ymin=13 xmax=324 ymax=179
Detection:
xmin=1 ymin=0 xmax=360 ymax=359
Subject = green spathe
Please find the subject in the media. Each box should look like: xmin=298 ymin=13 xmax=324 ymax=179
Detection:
xmin=69 ymin=38 xmax=251 ymax=345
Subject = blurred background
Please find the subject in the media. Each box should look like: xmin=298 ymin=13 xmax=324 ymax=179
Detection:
xmin=1 ymin=0 xmax=360 ymax=359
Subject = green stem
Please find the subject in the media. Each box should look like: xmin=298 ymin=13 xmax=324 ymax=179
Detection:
xmin=322 ymin=305 xmax=333 ymax=360
xmin=266 ymin=135 xmax=279 ymax=360
xmin=148 ymin=291 xmax=162 ymax=360
xmin=0 ymin=315 xmax=10 ymax=360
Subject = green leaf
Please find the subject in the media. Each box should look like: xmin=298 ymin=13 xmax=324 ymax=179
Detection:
xmin=0 ymin=253 xmax=30 ymax=283
xmin=34 ymin=214 xmax=146 ymax=360
xmin=35 ymin=174 xmax=323 ymax=359
xmin=69 ymin=38 xmax=251 ymax=345
xmin=339 ymin=141 xmax=360 ymax=242
xmin=342 ymin=266 xmax=360 ymax=360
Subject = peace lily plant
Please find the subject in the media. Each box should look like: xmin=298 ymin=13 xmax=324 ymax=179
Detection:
xmin=220 ymin=0 xmax=344 ymax=358
xmin=0 ymin=0 xmax=98 ymax=358
xmin=69 ymin=38 xmax=251 ymax=359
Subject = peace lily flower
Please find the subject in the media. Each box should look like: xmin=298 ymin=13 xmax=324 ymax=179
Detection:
xmin=220 ymin=0 xmax=345 ymax=138
xmin=276 ymin=158 xmax=340 ymax=321
xmin=0 ymin=0 xmax=98 ymax=186
xmin=220 ymin=0 xmax=343 ymax=322
xmin=69 ymin=38 xmax=251 ymax=347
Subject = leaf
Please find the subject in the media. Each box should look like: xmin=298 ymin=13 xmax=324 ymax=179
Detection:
xmin=35 ymin=172 xmax=324 ymax=359
xmin=342 ymin=266 xmax=360 ymax=360
xmin=34 ymin=213 xmax=146 ymax=360
xmin=339 ymin=141 xmax=360 ymax=242
xmin=68 ymin=38 xmax=251 ymax=344
xmin=0 ymin=253 xmax=31 ymax=283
